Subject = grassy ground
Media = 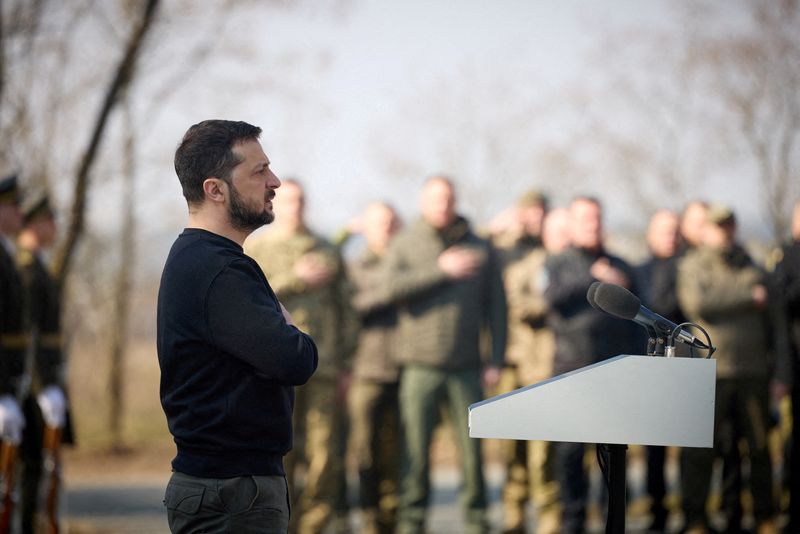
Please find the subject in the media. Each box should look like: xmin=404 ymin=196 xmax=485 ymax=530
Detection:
xmin=67 ymin=338 xmax=171 ymax=452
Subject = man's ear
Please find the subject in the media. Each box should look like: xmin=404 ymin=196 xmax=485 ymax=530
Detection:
xmin=203 ymin=178 xmax=227 ymax=204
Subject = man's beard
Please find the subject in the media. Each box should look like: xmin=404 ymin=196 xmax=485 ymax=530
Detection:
xmin=228 ymin=183 xmax=273 ymax=232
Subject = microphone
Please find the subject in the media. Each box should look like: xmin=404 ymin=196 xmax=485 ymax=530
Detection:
xmin=590 ymin=282 xmax=710 ymax=350
xmin=588 ymin=280 xmax=656 ymax=338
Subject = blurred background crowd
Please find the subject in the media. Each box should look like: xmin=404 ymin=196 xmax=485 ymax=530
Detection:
xmin=240 ymin=179 xmax=800 ymax=534
xmin=1 ymin=0 xmax=799 ymax=533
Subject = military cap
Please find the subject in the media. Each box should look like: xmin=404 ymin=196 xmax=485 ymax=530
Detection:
xmin=0 ymin=174 xmax=20 ymax=205
xmin=22 ymin=193 xmax=54 ymax=223
xmin=708 ymin=203 xmax=736 ymax=225
xmin=517 ymin=189 xmax=549 ymax=209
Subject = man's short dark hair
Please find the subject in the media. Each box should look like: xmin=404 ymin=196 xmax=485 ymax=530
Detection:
xmin=174 ymin=120 xmax=262 ymax=205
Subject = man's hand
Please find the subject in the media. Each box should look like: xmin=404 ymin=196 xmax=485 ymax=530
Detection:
xmin=590 ymin=258 xmax=630 ymax=288
xmin=482 ymin=365 xmax=501 ymax=391
xmin=0 ymin=395 xmax=25 ymax=445
xmin=752 ymin=284 xmax=768 ymax=310
xmin=438 ymin=246 xmax=482 ymax=280
xmin=37 ymin=385 xmax=66 ymax=429
xmin=294 ymin=253 xmax=336 ymax=289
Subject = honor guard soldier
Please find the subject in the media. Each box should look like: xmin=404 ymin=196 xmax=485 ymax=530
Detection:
xmin=0 ymin=174 xmax=27 ymax=531
xmin=17 ymin=194 xmax=68 ymax=533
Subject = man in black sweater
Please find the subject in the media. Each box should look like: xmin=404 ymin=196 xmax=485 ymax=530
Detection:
xmin=158 ymin=120 xmax=318 ymax=534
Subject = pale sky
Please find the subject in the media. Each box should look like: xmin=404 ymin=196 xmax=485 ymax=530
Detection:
xmin=120 ymin=0 xmax=773 ymax=263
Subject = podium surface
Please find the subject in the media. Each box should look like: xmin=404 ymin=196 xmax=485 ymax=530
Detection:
xmin=469 ymin=354 xmax=715 ymax=448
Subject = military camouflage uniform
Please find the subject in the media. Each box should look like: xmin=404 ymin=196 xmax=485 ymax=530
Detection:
xmin=677 ymin=244 xmax=782 ymax=531
xmin=496 ymin=245 xmax=560 ymax=534
xmin=246 ymin=229 xmax=356 ymax=534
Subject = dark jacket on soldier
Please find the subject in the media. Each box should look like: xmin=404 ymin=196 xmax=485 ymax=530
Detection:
xmin=776 ymin=240 xmax=800 ymax=363
xmin=17 ymin=249 xmax=62 ymax=389
xmin=348 ymin=249 xmax=400 ymax=383
xmin=635 ymin=254 xmax=694 ymax=357
xmin=0 ymin=239 xmax=26 ymax=396
xmin=635 ymin=255 xmax=687 ymax=325
xmin=543 ymin=246 xmax=640 ymax=376
xmin=678 ymin=244 xmax=789 ymax=381
xmin=383 ymin=216 xmax=507 ymax=370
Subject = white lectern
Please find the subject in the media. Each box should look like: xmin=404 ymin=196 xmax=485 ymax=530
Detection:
xmin=469 ymin=354 xmax=716 ymax=533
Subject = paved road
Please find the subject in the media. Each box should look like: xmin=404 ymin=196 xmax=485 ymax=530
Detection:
xmin=63 ymin=459 xmax=666 ymax=533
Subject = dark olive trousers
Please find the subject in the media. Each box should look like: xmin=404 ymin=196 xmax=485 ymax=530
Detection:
xmin=681 ymin=377 xmax=774 ymax=530
xmin=164 ymin=471 xmax=291 ymax=533
xmin=396 ymin=365 xmax=488 ymax=534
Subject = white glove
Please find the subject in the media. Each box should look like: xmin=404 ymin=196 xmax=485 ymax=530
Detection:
xmin=0 ymin=394 xmax=25 ymax=445
xmin=37 ymin=385 xmax=66 ymax=429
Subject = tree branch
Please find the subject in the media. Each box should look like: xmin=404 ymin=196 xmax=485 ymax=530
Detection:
xmin=53 ymin=0 xmax=160 ymax=285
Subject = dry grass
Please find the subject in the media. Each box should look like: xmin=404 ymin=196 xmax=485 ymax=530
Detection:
xmin=67 ymin=338 xmax=171 ymax=452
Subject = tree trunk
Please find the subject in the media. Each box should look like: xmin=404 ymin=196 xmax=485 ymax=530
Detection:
xmin=108 ymin=98 xmax=137 ymax=452
xmin=53 ymin=0 xmax=159 ymax=288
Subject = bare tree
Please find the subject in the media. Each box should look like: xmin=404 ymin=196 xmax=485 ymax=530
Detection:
xmin=369 ymin=67 xmax=552 ymax=223
xmin=568 ymin=0 xmax=799 ymax=240
xmin=52 ymin=0 xmax=160 ymax=285
xmin=686 ymin=0 xmax=800 ymax=243
xmin=106 ymin=97 xmax=137 ymax=452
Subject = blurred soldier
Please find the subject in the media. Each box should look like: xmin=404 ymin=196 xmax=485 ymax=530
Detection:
xmin=492 ymin=191 xmax=545 ymax=534
xmin=490 ymin=190 xmax=548 ymax=267
xmin=777 ymin=200 xmax=800 ymax=531
xmin=16 ymin=195 xmax=68 ymax=534
xmin=635 ymin=209 xmax=685 ymax=533
xmin=677 ymin=205 xmax=787 ymax=534
xmin=498 ymin=207 xmax=569 ymax=534
xmin=384 ymin=176 xmax=507 ymax=534
xmin=679 ymin=200 xmax=709 ymax=251
xmin=345 ymin=202 xmax=402 ymax=534
xmin=0 ymin=175 xmax=27 ymax=519
xmin=245 ymin=179 xmax=356 ymax=534
xmin=542 ymin=196 xmax=639 ymax=534
xmin=679 ymin=199 xmax=748 ymax=527
xmin=541 ymin=209 xmax=571 ymax=256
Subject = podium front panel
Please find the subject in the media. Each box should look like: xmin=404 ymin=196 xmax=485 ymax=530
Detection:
xmin=469 ymin=355 xmax=715 ymax=447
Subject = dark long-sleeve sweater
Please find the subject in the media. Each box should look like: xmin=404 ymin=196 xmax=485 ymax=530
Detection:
xmin=157 ymin=229 xmax=318 ymax=478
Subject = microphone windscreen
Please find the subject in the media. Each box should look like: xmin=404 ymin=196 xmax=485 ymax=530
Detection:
xmin=586 ymin=281 xmax=602 ymax=309
xmin=593 ymin=283 xmax=641 ymax=320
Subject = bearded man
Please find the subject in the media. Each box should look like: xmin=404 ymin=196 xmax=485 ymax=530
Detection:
xmin=157 ymin=120 xmax=318 ymax=534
